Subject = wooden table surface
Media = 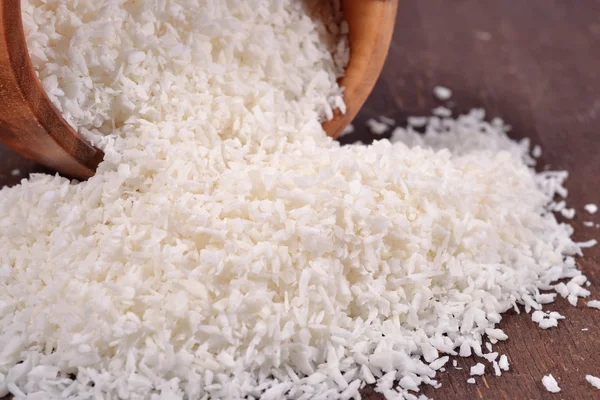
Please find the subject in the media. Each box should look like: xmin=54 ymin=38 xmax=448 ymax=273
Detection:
xmin=2 ymin=1 xmax=600 ymax=399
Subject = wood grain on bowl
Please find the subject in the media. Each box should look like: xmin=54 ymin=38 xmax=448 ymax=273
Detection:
xmin=323 ymin=0 xmax=399 ymax=139
xmin=0 ymin=0 xmax=103 ymax=179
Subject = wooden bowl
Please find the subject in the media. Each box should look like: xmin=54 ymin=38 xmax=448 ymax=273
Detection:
xmin=324 ymin=0 xmax=399 ymax=138
xmin=0 ymin=0 xmax=398 ymax=179
xmin=0 ymin=0 xmax=104 ymax=179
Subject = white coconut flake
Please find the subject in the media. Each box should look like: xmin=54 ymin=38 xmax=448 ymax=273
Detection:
xmin=429 ymin=356 xmax=450 ymax=371
xmin=470 ymin=363 xmax=485 ymax=376
xmin=366 ymin=118 xmax=390 ymax=135
xmin=466 ymin=378 xmax=476 ymax=384
xmin=406 ymin=116 xmax=428 ymax=127
xmin=549 ymin=312 xmax=565 ymax=320
xmin=584 ymin=204 xmax=598 ymax=214
xmin=433 ymin=86 xmax=452 ymax=101
xmin=539 ymin=318 xmax=558 ymax=329
xmin=560 ymin=208 xmax=576 ymax=219
xmin=498 ymin=355 xmax=509 ymax=371
xmin=586 ymin=375 xmax=600 ymax=389
xmin=432 ymin=106 xmax=452 ymax=117
xmin=587 ymin=300 xmax=600 ymax=309
xmin=492 ymin=361 xmax=501 ymax=377
xmin=579 ymin=239 xmax=598 ymax=248
xmin=379 ymin=116 xmax=396 ymax=126
xmin=542 ymin=374 xmax=561 ymax=393
xmin=10 ymin=169 xmax=20 ymax=177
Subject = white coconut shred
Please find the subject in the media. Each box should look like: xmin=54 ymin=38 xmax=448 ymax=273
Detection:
xmin=0 ymin=1 xmax=595 ymax=399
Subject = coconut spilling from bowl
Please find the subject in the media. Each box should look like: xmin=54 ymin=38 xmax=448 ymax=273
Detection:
xmin=0 ymin=1 xmax=594 ymax=399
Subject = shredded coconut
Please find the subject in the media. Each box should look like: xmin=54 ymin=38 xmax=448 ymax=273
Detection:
xmin=0 ymin=1 xmax=594 ymax=399
xmin=586 ymin=375 xmax=600 ymax=389
xmin=584 ymin=204 xmax=598 ymax=214
xmin=492 ymin=361 xmax=501 ymax=377
xmin=560 ymin=208 xmax=576 ymax=219
xmin=470 ymin=363 xmax=485 ymax=376
xmin=587 ymin=300 xmax=600 ymax=309
xmin=432 ymin=106 xmax=452 ymax=117
xmin=498 ymin=355 xmax=509 ymax=371
xmin=542 ymin=374 xmax=561 ymax=393
xmin=366 ymin=118 xmax=390 ymax=135
xmin=433 ymin=86 xmax=452 ymax=101
xmin=579 ymin=239 xmax=598 ymax=248
xmin=406 ymin=116 xmax=428 ymax=127
xmin=379 ymin=116 xmax=396 ymax=126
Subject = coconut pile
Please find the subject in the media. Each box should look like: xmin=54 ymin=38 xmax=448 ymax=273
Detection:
xmin=0 ymin=0 xmax=595 ymax=399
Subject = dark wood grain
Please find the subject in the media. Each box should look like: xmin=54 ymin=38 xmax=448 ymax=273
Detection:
xmin=0 ymin=0 xmax=103 ymax=179
xmin=1 ymin=1 xmax=600 ymax=399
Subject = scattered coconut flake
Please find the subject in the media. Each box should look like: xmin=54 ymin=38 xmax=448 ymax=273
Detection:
xmin=584 ymin=221 xmax=595 ymax=227
xmin=532 ymin=145 xmax=542 ymax=158
xmin=560 ymin=208 xmax=576 ymax=219
xmin=539 ymin=318 xmax=558 ymax=329
xmin=10 ymin=169 xmax=20 ymax=176
xmin=542 ymin=375 xmax=561 ymax=393
xmin=466 ymin=378 xmax=476 ymax=384
xmin=587 ymin=300 xmax=600 ymax=309
xmin=378 ymin=116 xmax=396 ymax=126
xmin=532 ymin=310 xmax=563 ymax=329
xmin=433 ymin=86 xmax=452 ymax=101
xmin=432 ymin=106 xmax=452 ymax=117
xmin=532 ymin=310 xmax=546 ymax=323
xmin=568 ymin=295 xmax=579 ymax=306
xmin=429 ymin=356 xmax=450 ymax=371
xmin=584 ymin=204 xmax=598 ymax=214
xmin=366 ymin=118 xmax=390 ymax=135
xmin=470 ymin=363 xmax=485 ymax=376
xmin=549 ymin=312 xmax=565 ymax=320
xmin=579 ymin=239 xmax=598 ymax=248
xmin=586 ymin=375 xmax=600 ymax=389
xmin=406 ymin=116 xmax=428 ymax=127
xmin=492 ymin=361 xmax=501 ymax=377
xmin=498 ymin=355 xmax=509 ymax=371
xmin=486 ymin=328 xmax=508 ymax=341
